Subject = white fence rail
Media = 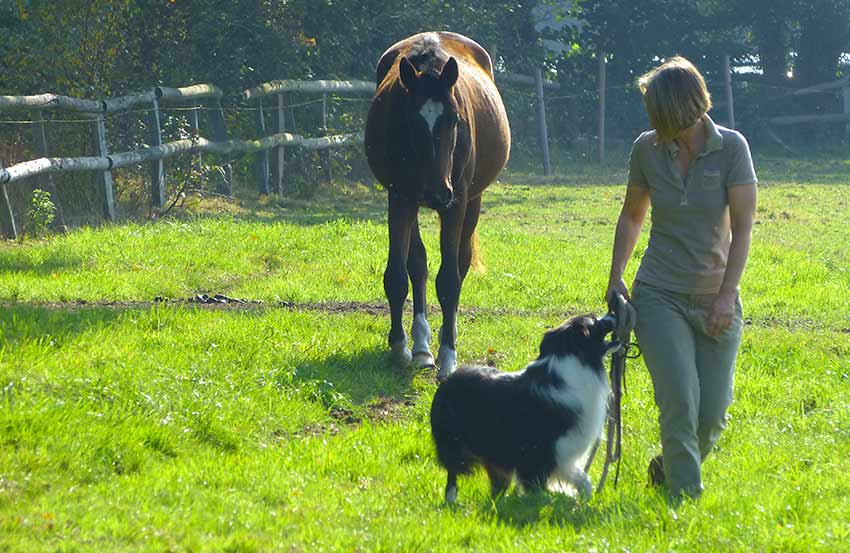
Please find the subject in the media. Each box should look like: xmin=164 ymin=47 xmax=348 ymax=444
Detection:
xmin=0 ymin=80 xmax=374 ymax=237
xmin=0 ymin=71 xmax=560 ymax=238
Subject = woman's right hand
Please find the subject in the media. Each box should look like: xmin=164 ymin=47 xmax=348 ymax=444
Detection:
xmin=606 ymin=278 xmax=630 ymax=313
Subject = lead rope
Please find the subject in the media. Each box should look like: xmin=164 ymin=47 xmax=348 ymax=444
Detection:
xmin=585 ymin=293 xmax=638 ymax=493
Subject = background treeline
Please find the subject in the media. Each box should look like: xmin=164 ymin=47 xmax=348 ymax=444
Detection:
xmin=0 ymin=1 xmax=848 ymax=221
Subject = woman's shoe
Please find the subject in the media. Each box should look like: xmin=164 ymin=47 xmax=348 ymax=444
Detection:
xmin=648 ymin=455 xmax=665 ymax=486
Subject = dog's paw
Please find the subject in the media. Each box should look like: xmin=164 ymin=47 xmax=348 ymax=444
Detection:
xmin=578 ymin=474 xmax=593 ymax=500
xmin=445 ymin=484 xmax=458 ymax=504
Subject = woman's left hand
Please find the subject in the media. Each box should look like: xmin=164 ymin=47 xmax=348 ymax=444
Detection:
xmin=707 ymin=290 xmax=737 ymax=336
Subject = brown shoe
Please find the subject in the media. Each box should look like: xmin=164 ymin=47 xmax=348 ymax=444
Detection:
xmin=648 ymin=455 xmax=665 ymax=486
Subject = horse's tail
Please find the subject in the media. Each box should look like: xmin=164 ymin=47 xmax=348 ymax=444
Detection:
xmin=470 ymin=230 xmax=485 ymax=274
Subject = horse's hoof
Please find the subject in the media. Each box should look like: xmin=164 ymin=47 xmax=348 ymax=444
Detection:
xmin=412 ymin=351 xmax=436 ymax=369
xmin=390 ymin=341 xmax=413 ymax=366
xmin=436 ymin=346 xmax=457 ymax=382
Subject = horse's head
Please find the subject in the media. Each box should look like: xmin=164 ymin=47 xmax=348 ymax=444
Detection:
xmin=398 ymin=56 xmax=461 ymax=211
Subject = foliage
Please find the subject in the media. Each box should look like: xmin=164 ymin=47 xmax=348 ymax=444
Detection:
xmin=21 ymin=188 xmax=55 ymax=239
xmin=0 ymin=0 xmax=848 ymax=220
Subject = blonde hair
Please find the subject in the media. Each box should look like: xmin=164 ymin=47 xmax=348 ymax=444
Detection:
xmin=638 ymin=56 xmax=712 ymax=142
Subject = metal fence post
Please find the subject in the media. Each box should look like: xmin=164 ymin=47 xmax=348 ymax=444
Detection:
xmin=31 ymin=110 xmax=67 ymax=227
xmin=254 ymin=97 xmax=270 ymax=194
xmin=534 ymin=68 xmax=552 ymax=176
xmin=93 ymin=113 xmax=116 ymax=221
xmin=724 ymin=54 xmax=736 ymax=130
xmin=208 ymin=98 xmax=233 ymax=195
xmin=188 ymin=102 xmax=203 ymax=174
xmin=0 ymin=160 xmax=17 ymax=239
xmin=322 ymin=93 xmax=332 ymax=184
xmin=148 ymin=97 xmax=165 ymax=207
xmin=271 ymin=92 xmax=286 ymax=195
xmin=597 ymin=52 xmax=607 ymax=164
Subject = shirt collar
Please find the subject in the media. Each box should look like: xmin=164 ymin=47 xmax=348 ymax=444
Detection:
xmin=653 ymin=113 xmax=724 ymax=156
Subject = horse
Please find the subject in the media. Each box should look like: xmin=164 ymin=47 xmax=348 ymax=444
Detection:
xmin=364 ymin=32 xmax=510 ymax=380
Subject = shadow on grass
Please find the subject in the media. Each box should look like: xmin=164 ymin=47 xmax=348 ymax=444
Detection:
xmin=0 ymin=305 xmax=126 ymax=346
xmin=286 ymin=345 xmax=423 ymax=416
xmin=481 ymin=489 xmax=645 ymax=529
xmin=176 ymin=175 xmax=631 ymax=230
xmin=181 ymin=185 xmax=389 ymax=228
xmin=0 ymin=250 xmax=84 ymax=276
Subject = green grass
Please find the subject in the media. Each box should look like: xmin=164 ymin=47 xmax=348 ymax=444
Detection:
xmin=1 ymin=155 xmax=849 ymax=551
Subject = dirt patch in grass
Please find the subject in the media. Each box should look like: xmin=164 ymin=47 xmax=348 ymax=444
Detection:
xmin=2 ymin=299 xmax=838 ymax=332
xmin=272 ymin=395 xmax=418 ymax=443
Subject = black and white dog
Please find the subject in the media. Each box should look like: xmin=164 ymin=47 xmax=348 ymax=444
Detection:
xmin=430 ymin=314 xmax=619 ymax=503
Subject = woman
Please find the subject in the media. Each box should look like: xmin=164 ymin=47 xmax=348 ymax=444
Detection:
xmin=606 ymin=57 xmax=757 ymax=499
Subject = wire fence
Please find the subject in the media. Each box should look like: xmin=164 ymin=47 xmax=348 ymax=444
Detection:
xmin=1 ymin=66 xmax=848 ymax=237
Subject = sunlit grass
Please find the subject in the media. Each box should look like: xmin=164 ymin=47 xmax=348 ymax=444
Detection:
xmin=1 ymin=155 xmax=849 ymax=550
xmin=1 ymin=307 xmax=848 ymax=551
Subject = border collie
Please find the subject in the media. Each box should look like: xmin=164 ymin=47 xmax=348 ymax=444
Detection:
xmin=430 ymin=314 xmax=619 ymax=503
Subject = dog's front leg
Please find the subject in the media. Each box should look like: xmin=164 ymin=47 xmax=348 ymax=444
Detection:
xmin=562 ymin=465 xmax=593 ymax=499
xmin=445 ymin=472 xmax=458 ymax=504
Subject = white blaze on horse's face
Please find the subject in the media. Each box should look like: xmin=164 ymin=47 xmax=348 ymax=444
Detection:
xmin=419 ymin=99 xmax=444 ymax=134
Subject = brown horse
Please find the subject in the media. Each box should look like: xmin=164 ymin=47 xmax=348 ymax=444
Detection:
xmin=365 ymin=32 xmax=510 ymax=380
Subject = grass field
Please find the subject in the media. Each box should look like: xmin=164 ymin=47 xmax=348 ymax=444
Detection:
xmin=1 ymin=157 xmax=849 ymax=551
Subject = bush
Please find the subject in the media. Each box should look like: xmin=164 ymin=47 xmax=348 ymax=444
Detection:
xmin=22 ymin=188 xmax=55 ymax=239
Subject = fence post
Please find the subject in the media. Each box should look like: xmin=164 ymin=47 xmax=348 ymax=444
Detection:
xmin=597 ymin=52 xmax=607 ymax=164
xmin=842 ymin=83 xmax=850 ymax=140
xmin=322 ymin=93 xmax=332 ymax=184
xmin=31 ymin=110 xmax=67 ymax=228
xmin=287 ymin=97 xmax=300 ymax=192
xmin=0 ymin=160 xmax=17 ymax=239
xmin=271 ymin=93 xmax=286 ymax=195
xmin=534 ymin=68 xmax=552 ymax=176
xmin=188 ymin=102 xmax=203 ymax=174
xmin=148 ymin=97 xmax=165 ymax=207
xmin=254 ymin=98 xmax=270 ymax=194
xmin=208 ymin=98 xmax=233 ymax=195
xmin=724 ymin=54 xmax=736 ymax=130
xmin=93 ymin=114 xmax=116 ymax=221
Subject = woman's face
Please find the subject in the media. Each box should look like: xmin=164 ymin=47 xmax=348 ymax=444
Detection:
xmin=672 ymin=117 xmax=703 ymax=141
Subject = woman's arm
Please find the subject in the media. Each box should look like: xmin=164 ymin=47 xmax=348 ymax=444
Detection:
xmin=707 ymin=183 xmax=757 ymax=335
xmin=606 ymin=184 xmax=651 ymax=308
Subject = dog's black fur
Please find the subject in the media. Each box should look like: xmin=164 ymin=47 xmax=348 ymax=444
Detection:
xmin=430 ymin=314 xmax=618 ymax=502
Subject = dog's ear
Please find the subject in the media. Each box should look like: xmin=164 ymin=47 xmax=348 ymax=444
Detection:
xmin=539 ymin=326 xmax=567 ymax=358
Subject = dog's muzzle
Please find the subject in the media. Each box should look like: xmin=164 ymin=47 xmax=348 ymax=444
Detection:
xmin=596 ymin=313 xmax=621 ymax=353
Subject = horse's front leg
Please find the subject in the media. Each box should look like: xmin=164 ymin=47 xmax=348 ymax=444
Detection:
xmin=435 ymin=198 xmax=467 ymax=381
xmin=407 ymin=217 xmax=435 ymax=368
xmin=384 ymin=195 xmax=417 ymax=366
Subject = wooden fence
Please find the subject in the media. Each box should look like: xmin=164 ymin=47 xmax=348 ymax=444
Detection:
xmin=767 ymin=76 xmax=850 ymax=133
xmin=0 ymin=81 xmax=370 ymax=238
xmin=0 ymin=72 xmax=557 ymax=238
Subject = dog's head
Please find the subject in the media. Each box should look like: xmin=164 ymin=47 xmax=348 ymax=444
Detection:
xmin=538 ymin=315 xmax=620 ymax=369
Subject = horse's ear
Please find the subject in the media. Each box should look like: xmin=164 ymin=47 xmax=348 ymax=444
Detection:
xmin=441 ymin=57 xmax=459 ymax=88
xmin=399 ymin=57 xmax=418 ymax=92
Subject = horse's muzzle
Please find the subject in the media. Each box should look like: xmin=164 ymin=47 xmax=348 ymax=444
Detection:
xmin=424 ymin=185 xmax=454 ymax=211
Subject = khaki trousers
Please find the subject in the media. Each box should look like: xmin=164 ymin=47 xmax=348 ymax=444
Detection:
xmin=631 ymin=281 xmax=743 ymax=497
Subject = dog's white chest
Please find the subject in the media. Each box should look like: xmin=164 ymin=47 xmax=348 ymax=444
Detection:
xmin=544 ymin=356 xmax=610 ymax=459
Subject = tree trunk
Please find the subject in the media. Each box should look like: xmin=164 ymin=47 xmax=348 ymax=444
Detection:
xmin=752 ymin=12 xmax=789 ymax=85
xmin=795 ymin=0 xmax=850 ymax=89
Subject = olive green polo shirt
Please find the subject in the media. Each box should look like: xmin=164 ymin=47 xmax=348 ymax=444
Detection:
xmin=629 ymin=114 xmax=758 ymax=294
